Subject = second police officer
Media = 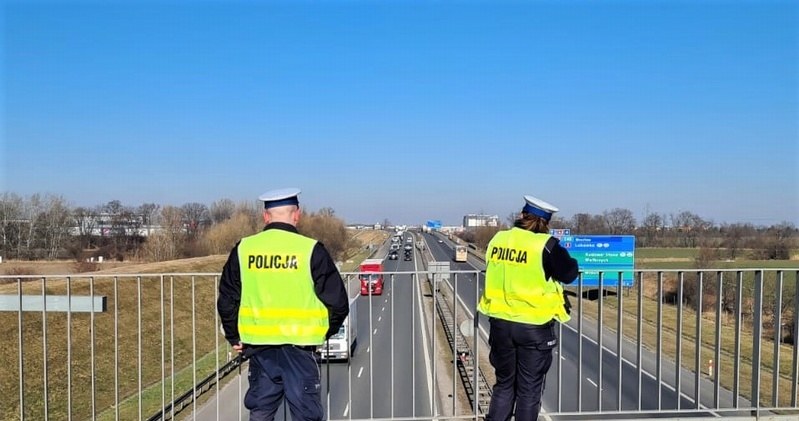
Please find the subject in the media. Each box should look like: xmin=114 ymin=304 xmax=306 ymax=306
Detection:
xmin=478 ymin=194 xmax=579 ymax=421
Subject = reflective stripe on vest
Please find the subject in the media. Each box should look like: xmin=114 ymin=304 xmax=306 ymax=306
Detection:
xmin=237 ymin=229 xmax=329 ymax=345
xmin=477 ymin=228 xmax=570 ymax=324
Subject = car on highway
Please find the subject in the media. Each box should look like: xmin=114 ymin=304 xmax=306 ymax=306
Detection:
xmin=437 ymin=239 xmax=444 ymax=243
xmin=388 ymin=250 xmax=399 ymax=260
xmin=403 ymin=244 xmax=412 ymax=251
xmin=404 ymin=252 xmax=412 ymax=261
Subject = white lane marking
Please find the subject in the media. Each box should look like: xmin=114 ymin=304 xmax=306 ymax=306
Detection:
xmin=562 ymin=321 xmax=710 ymax=409
xmin=357 ymin=367 xmax=364 ymax=378
xmin=367 ymin=346 xmax=370 ymax=353
xmin=378 ymin=316 xmax=382 ymax=322
xmin=587 ymin=378 xmax=598 ymax=388
xmin=343 ymin=403 xmax=349 ymax=417
xmin=382 ymin=306 xmax=385 ymax=312
xmin=373 ymin=329 xmax=378 ymax=335
xmin=561 ymin=356 xmax=566 ymax=361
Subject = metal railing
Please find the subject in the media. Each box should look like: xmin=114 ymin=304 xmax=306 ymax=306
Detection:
xmin=1 ymin=266 xmax=797 ymax=420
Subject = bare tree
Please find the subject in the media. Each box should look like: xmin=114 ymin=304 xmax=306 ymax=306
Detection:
xmin=670 ymin=211 xmax=707 ymax=248
xmin=0 ymin=193 xmax=23 ymax=255
xmin=181 ymin=202 xmax=209 ymax=238
xmin=639 ymin=211 xmax=665 ymax=247
xmin=603 ymin=208 xmax=636 ymax=234
xmin=210 ymin=199 xmax=235 ymax=224
xmin=571 ymin=213 xmax=606 ymax=234
xmin=298 ymin=208 xmax=350 ymax=261
xmin=39 ymin=195 xmax=72 ymax=259
xmin=138 ymin=203 xmax=160 ymax=235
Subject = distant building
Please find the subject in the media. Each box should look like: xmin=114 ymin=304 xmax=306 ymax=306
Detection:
xmin=463 ymin=214 xmax=499 ymax=228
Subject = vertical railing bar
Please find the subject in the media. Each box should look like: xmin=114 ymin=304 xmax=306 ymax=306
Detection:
xmin=752 ymin=270 xmax=763 ymax=413
xmin=160 ymin=275 xmax=166 ymax=420
xmin=636 ymin=271 xmax=643 ymax=411
xmin=214 ymin=275 xmax=220 ymax=421
xmin=657 ymin=272 xmax=663 ymax=411
xmin=18 ymin=277 xmax=25 ymax=421
xmin=391 ymin=272 xmax=395 ymax=420
xmin=772 ymin=271 xmax=783 ymax=407
xmin=452 ymin=272 xmax=457 ymax=416
xmin=368 ymin=273 xmax=374 ymax=420
xmin=792 ymin=270 xmax=799 ymax=407
xmin=412 ymin=272 xmax=417 ymax=417
xmin=733 ymin=271 xmax=743 ymax=408
xmin=617 ymin=272 xmax=623 ymax=412
xmin=170 ymin=276 xmax=176 ymax=420
xmin=67 ymin=277 xmax=73 ymax=421
xmin=676 ymin=271 xmax=683 ymax=410
xmin=41 ymin=276 xmax=49 ymax=420
xmin=432 ymin=268 xmax=438 ymax=418
xmin=347 ymin=273 xmax=353 ymax=421
xmin=192 ymin=276 xmax=197 ymax=419
xmin=577 ymin=272 xmax=583 ymax=412
xmin=90 ymin=276 xmax=96 ymax=420
xmin=714 ymin=272 xmax=723 ymax=408
xmin=114 ymin=276 xmax=119 ymax=421
xmin=557 ymin=319 xmax=563 ymax=413
xmin=694 ymin=272 xmax=703 ymax=410
xmin=474 ymin=269 xmax=480 ymax=420
xmin=138 ymin=276 xmax=143 ymax=421
xmin=597 ymin=271 xmax=604 ymax=411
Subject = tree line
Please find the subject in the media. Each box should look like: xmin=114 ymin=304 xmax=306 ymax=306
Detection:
xmin=459 ymin=207 xmax=797 ymax=261
xmin=0 ymin=193 xmax=354 ymax=263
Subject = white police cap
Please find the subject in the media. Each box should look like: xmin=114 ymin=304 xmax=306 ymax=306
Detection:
xmin=522 ymin=195 xmax=559 ymax=221
xmin=258 ymin=187 xmax=301 ymax=209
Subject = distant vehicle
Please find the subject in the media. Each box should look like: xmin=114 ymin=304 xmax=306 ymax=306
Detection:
xmin=454 ymin=245 xmax=468 ymax=262
xmin=403 ymin=244 xmax=412 ymax=251
xmin=404 ymin=252 xmax=412 ymax=261
xmin=437 ymin=239 xmax=444 ymax=243
xmin=388 ymin=250 xmax=398 ymax=260
xmin=359 ymin=258 xmax=384 ymax=296
xmin=318 ymin=296 xmax=358 ymax=361
xmin=405 ymin=237 xmax=412 ymax=243
xmin=390 ymin=243 xmax=400 ymax=250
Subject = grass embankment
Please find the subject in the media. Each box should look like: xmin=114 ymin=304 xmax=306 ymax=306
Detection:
xmin=0 ymin=230 xmax=390 ymax=421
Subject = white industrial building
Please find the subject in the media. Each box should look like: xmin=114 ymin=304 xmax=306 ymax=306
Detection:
xmin=462 ymin=214 xmax=500 ymax=228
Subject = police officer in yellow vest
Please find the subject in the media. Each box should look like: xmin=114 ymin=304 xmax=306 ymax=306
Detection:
xmin=217 ymin=188 xmax=349 ymax=421
xmin=478 ymin=195 xmax=579 ymax=421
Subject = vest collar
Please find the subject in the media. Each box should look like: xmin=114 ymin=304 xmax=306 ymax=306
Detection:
xmin=263 ymin=222 xmax=299 ymax=233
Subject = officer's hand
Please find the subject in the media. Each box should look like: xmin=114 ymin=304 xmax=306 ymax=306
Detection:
xmin=232 ymin=342 xmax=244 ymax=353
xmin=563 ymin=292 xmax=573 ymax=315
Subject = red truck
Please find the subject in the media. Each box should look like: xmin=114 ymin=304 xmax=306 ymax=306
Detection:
xmin=359 ymin=258 xmax=384 ymax=296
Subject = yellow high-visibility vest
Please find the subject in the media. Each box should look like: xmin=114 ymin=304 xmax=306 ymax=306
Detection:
xmin=237 ymin=229 xmax=329 ymax=345
xmin=478 ymin=228 xmax=570 ymax=324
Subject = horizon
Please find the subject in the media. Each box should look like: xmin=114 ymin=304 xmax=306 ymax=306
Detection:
xmin=2 ymin=1 xmax=797 ymax=227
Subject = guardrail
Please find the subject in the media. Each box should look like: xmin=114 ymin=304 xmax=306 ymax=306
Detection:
xmin=2 ymin=264 xmax=798 ymax=420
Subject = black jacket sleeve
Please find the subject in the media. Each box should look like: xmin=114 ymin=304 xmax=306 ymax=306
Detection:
xmin=542 ymin=236 xmax=579 ymax=284
xmin=217 ymin=244 xmax=242 ymax=346
xmin=310 ymin=242 xmax=350 ymax=340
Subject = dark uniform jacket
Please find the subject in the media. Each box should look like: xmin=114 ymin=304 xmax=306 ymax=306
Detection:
xmin=217 ymin=222 xmax=350 ymax=350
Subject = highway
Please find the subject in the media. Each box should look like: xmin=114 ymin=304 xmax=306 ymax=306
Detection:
xmin=420 ymin=231 xmax=748 ymax=418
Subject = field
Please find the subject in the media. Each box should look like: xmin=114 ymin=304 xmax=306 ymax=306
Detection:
xmin=0 ymin=229 xmax=388 ymax=421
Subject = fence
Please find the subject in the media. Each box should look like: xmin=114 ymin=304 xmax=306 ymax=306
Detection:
xmin=1 ymin=267 xmax=797 ymax=420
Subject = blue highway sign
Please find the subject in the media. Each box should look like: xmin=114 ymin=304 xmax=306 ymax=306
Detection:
xmin=559 ymin=235 xmax=635 ymax=287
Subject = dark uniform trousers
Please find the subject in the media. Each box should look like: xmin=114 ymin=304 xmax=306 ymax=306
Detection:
xmin=485 ymin=317 xmax=558 ymax=421
xmin=245 ymin=345 xmax=323 ymax=421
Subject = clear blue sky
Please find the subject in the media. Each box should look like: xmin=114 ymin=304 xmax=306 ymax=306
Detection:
xmin=2 ymin=0 xmax=797 ymax=226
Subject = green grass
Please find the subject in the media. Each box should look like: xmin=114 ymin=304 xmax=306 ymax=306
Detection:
xmin=636 ymin=248 xmax=700 ymax=259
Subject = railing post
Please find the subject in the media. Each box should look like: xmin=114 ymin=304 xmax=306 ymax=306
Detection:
xmin=752 ymin=270 xmax=764 ymax=413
